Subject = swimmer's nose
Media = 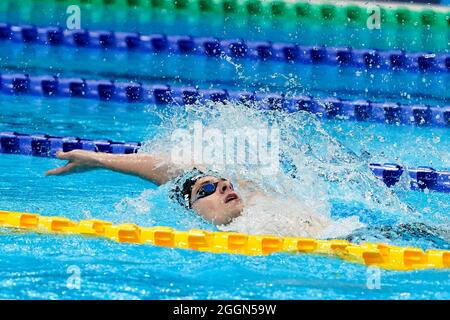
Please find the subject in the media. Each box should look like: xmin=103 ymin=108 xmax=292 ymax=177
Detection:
xmin=218 ymin=179 xmax=233 ymax=193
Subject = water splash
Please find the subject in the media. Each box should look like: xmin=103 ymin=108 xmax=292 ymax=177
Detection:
xmin=138 ymin=100 xmax=421 ymax=238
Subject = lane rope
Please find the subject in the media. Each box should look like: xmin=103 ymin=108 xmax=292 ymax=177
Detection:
xmin=0 ymin=23 xmax=448 ymax=73
xmin=1 ymin=131 xmax=449 ymax=193
xmin=24 ymin=0 xmax=450 ymax=30
xmin=0 ymin=72 xmax=448 ymax=127
xmin=0 ymin=209 xmax=449 ymax=271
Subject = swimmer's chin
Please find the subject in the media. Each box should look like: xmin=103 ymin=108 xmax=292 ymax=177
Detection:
xmin=213 ymin=206 xmax=244 ymax=226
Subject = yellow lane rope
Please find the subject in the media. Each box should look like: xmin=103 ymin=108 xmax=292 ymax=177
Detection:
xmin=0 ymin=210 xmax=449 ymax=271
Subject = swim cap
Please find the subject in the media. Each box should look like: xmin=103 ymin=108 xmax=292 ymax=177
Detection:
xmin=170 ymin=168 xmax=217 ymax=208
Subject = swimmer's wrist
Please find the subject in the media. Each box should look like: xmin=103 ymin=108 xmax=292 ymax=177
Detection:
xmin=95 ymin=154 xmax=111 ymax=169
xmin=89 ymin=152 xmax=112 ymax=169
xmin=94 ymin=153 xmax=134 ymax=172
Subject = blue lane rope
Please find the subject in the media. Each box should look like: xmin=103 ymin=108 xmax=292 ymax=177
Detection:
xmin=0 ymin=72 xmax=449 ymax=127
xmin=0 ymin=131 xmax=141 ymax=156
xmin=0 ymin=23 xmax=448 ymax=73
xmin=0 ymin=131 xmax=449 ymax=193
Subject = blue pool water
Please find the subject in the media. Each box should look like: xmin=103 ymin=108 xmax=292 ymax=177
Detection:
xmin=1 ymin=42 xmax=448 ymax=105
xmin=0 ymin=151 xmax=449 ymax=300
xmin=1 ymin=94 xmax=450 ymax=299
xmin=0 ymin=1 xmax=449 ymax=300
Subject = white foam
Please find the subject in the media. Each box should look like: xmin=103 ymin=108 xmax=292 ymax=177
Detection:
xmin=138 ymin=101 xmax=417 ymax=236
xmin=218 ymin=194 xmax=365 ymax=238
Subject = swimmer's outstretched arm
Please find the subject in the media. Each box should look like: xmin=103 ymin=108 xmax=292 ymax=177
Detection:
xmin=45 ymin=150 xmax=182 ymax=185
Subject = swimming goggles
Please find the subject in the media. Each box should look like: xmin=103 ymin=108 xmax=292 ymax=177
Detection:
xmin=191 ymin=179 xmax=234 ymax=204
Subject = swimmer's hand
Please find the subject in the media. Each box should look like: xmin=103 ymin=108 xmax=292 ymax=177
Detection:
xmin=45 ymin=150 xmax=101 ymax=176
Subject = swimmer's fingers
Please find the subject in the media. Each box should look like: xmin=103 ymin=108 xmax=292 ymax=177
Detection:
xmin=45 ymin=151 xmax=77 ymax=176
xmin=45 ymin=150 xmax=100 ymax=176
xmin=45 ymin=163 xmax=77 ymax=176
xmin=56 ymin=150 xmax=74 ymax=160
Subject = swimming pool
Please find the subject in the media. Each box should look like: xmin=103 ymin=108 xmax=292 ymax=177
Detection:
xmin=0 ymin=0 xmax=449 ymax=300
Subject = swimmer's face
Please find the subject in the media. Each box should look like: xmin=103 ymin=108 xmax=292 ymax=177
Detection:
xmin=190 ymin=176 xmax=244 ymax=225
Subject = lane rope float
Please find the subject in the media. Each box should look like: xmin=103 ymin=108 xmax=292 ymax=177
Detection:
xmin=25 ymin=0 xmax=450 ymax=30
xmin=0 ymin=72 xmax=449 ymax=127
xmin=0 ymin=209 xmax=449 ymax=271
xmin=1 ymin=131 xmax=449 ymax=193
xmin=0 ymin=23 xmax=448 ymax=73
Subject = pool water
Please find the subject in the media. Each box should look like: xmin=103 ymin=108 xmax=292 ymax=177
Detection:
xmin=0 ymin=1 xmax=449 ymax=299
xmin=1 ymin=94 xmax=450 ymax=299
xmin=1 ymin=150 xmax=450 ymax=299
xmin=1 ymin=42 xmax=448 ymax=105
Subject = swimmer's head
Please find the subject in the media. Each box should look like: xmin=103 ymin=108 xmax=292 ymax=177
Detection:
xmin=171 ymin=168 xmax=244 ymax=225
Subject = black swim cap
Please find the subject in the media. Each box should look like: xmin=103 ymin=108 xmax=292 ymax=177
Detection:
xmin=170 ymin=168 xmax=212 ymax=208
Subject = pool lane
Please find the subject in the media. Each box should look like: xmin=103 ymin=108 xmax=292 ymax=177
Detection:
xmin=0 ymin=42 xmax=448 ymax=105
xmin=1 ymin=94 xmax=449 ymax=169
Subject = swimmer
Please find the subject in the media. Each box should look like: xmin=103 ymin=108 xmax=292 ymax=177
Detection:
xmin=45 ymin=149 xmax=246 ymax=225
xmin=45 ymin=149 xmax=328 ymax=235
xmin=45 ymin=149 xmax=450 ymax=246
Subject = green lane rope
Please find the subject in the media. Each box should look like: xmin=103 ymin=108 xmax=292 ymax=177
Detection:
xmin=32 ymin=0 xmax=450 ymax=29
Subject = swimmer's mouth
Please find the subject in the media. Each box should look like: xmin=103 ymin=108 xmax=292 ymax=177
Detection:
xmin=225 ymin=193 xmax=239 ymax=204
